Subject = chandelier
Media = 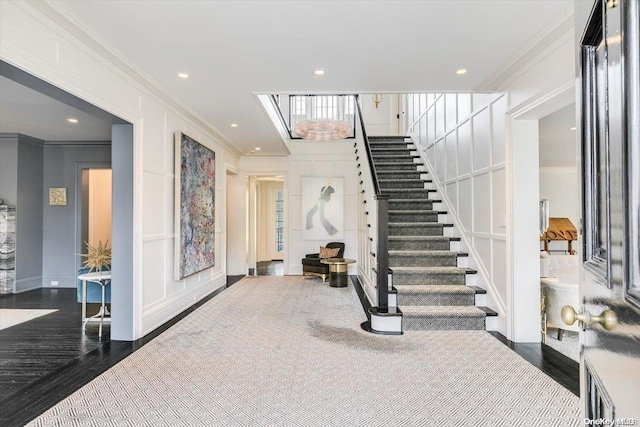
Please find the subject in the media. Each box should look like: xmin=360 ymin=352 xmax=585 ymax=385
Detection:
xmin=293 ymin=118 xmax=353 ymax=141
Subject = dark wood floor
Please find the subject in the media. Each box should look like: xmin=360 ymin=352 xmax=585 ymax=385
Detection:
xmin=0 ymin=279 xmax=242 ymax=427
xmin=1 ymin=274 xmax=578 ymax=426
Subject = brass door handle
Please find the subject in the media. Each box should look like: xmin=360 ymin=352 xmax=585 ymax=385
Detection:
xmin=561 ymin=305 xmax=618 ymax=331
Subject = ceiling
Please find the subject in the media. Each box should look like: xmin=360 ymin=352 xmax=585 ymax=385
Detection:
xmin=1 ymin=1 xmax=573 ymax=154
xmin=0 ymin=76 xmax=112 ymax=142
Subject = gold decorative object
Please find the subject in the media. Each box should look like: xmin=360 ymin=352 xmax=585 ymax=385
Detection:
xmin=49 ymin=188 xmax=67 ymax=206
xmin=79 ymin=240 xmax=111 ymax=272
xmin=372 ymin=94 xmax=383 ymax=109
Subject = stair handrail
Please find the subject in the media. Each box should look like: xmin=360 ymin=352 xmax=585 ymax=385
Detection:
xmin=354 ymin=95 xmax=390 ymax=311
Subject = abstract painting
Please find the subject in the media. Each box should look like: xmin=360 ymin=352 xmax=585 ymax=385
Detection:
xmin=174 ymin=132 xmax=216 ymax=280
xmin=302 ymin=176 xmax=344 ymax=240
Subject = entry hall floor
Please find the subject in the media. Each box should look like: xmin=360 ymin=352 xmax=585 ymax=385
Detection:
xmin=0 ymin=277 xmax=578 ymax=426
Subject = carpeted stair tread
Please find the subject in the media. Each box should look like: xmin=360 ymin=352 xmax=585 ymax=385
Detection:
xmin=389 ymin=210 xmax=444 ymax=215
xmin=389 ymin=236 xmax=456 ymax=241
xmin=395 ymin=284 xmax=476 ymax=295
xmin=391 ymin=266 xmax=469 ymax=274
xmin=395 ymin=285 xmax=477 ymax=306
xmin=402 ymin=305 xmax=486 ymax=317
xmin=389 ymin=223 xmax=444 ymax=236
xmin=388 ymin=250 xmax=466 ymax=256
xmin=388 ymin=250 xmax=462 ymax=267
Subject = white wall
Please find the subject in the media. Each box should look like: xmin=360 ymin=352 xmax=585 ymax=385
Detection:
xmin=240 ymin=142 xmax=358 ymax=276
xmin=407 ymin=93 xmax=508 ymax=329
xmin=1 ymin=1 xmax=241 ymax=340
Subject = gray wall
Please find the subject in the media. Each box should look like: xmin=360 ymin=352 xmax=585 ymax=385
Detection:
xmin=0 ymin=134 xmax=18 ymax=205
xmin=17 ymin=136 xmax=44 ymax=288
xmin=110 ymin=124 xmax=134 ymax=341
xmin=42 ymin=143 xmax=111 ymax=287
xmin=0 ymin=133 xmax=44 ymax=292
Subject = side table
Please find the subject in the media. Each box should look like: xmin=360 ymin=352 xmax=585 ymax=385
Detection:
xmin=78 ymin=271 xmax=111 ymax=338
xmin=320 ymin=258 xmax=356 ymax=288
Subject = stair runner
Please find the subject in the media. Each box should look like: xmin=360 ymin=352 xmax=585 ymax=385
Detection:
xmin=369 ymin=136 xmax=493 ymax=331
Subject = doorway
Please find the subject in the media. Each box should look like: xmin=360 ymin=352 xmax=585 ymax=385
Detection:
xmin=250 ymin=176 xmax=285 ymax=276
xmin=80 ymin=168 xmax=112 ymax=267
xmin=538 ymin=103 xmax=580 ymax=362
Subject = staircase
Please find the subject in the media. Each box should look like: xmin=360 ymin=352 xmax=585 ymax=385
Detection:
xmin=368 ymin=136 xmax=496 ymax=331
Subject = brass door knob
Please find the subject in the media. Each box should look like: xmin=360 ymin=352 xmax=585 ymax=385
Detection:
xmin=561 ymin=305 xmax=618 ymax=331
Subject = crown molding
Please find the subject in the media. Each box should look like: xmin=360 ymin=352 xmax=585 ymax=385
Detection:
xmin=477 ymin=5 xmax=575 ymax=92
xmin=20 ymin=0 xmax=244 ymax=157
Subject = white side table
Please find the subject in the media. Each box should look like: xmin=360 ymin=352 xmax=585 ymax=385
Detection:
xmin=78 ymin=271 xmax=111 ymax=338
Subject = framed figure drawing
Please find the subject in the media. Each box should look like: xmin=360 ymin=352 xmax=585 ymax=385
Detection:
xmin=302 ymin=176 xmax=344 ymax=240
xmin=174 ymin=132 xmax=216 ymax=280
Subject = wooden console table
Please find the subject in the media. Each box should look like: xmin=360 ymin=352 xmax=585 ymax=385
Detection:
xmin=541 ymin=217 xmax=578 ymax=254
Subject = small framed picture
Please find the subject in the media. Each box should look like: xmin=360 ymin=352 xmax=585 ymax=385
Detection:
xmin=49 ymin=188 xmax=67 ymax=206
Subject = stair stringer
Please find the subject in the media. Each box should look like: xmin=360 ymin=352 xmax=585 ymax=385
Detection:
xmin=407 ymin=134 xmax=506 ymax=331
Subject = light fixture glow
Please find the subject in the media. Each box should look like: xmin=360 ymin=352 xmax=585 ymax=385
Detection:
xmin=294 ymin=119 xmax=352 ymax=141
xmin=230 ymin=123 xmax=238 ymax=128
xmin=456 ymin=69 xmax=468 ymax=75
xmin=67 ymin=118 xmax=78 ymax=124
xmin=314 ymin=69 xmax=325 ymax=76
xmin=570 ymin=127 xmax=577 ymax=130
xmin=177 ymin=72 xmax=189 ymax=79
xmin=255 ymin=147 xmax=261 ymax=151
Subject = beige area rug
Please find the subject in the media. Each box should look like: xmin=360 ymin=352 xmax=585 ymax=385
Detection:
xmin=29 ymin=276 xmax=580 ymax=426
xmin=0 ymin=308 xmax=58 ymax=330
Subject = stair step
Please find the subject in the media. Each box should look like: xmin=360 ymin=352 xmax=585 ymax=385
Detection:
xmin=381 ymin=189 xmax=436 ymax=199
xmin=377 ymin=171 xmax=425 ymax=180
xmin=478 ymin=306 xmax=499 ymax=316
xmin=402 ymin=306 xmax=486 ymax=330
xmin=374 ymin=163 xmax=421 ymax=171
xmin=369 ymin=144 xmax=415 ymax=150
xmin=389 ymin=199 xmax=435 ymax=210
xmin=388 ymin=250 xmax=460 ymax=267
xmin=388 ymin=211 xmax=440 ymax=223
xmin=379 ymin=179 xmax=427 ymax=189
xmin=368 ymin=136 xmax=411 ymax=140
xmin=370 ymin=147 xmax=414 ymax=153
xmin=389 ymin=223 xmax=444 ymax=236
xmin=391 ymin=266 xmax=471 ymax=286
xmin=395 ymin=285 xmax=476 ymax=306
xmin=388 ymin=236 xmax=456 ymax=250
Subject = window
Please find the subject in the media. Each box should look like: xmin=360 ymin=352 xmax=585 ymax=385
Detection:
xmin=275 ymin=191 xmax=284 ymax=252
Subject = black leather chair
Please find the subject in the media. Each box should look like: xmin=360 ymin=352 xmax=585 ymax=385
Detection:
xmin=302 ymin=242 xmax=345 ymax=282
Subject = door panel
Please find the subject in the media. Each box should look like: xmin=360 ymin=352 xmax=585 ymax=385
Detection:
xmin=578 ymin=0 xmax=640 ymax=422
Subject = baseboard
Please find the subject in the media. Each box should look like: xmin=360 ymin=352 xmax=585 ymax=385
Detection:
xmin=14 ymin=276 xmax=42 ymax=293
xmin=141 ymin=273 xmax=227 ymax=337
xmin=42 ymin=277 xmax=76 ymax=288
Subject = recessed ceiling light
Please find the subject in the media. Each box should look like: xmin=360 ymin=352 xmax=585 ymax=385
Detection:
xmin=177 ymin=72 xmax=189 ymax=79
xmin=255 ymin=147 xmax=261 ymax=151
xmin=570 ymin=127 xmax=577 ymax=130
xmin=67 ymin=118 xmax=78 ymax=124
xmin=456 ymin=69 xmax=467 ymax=75
xmin=230 ymin=123 xmax=238 ymax=128
xmin=314 ymin=69 xmax=325 ymax=76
